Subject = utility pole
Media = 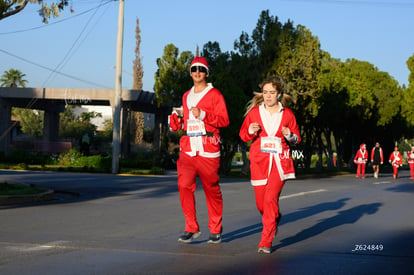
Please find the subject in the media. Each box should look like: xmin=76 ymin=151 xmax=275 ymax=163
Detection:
xmin=112 ymin=0 xmax=124 ymax=174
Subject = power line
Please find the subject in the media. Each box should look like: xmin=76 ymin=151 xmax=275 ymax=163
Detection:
xmin=0 ymin=0 xmax=115 ymax=35
xmin=0 ymin=48 xmax=111 ymax=88
xmin=42 ymin=0 xmax=111 ymax=86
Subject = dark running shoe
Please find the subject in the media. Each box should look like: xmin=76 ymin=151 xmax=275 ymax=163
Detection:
xmin=178 ymin=231 xmax=201 ymax=243
xmin=207 ymin=232 xmax=222 ymax=244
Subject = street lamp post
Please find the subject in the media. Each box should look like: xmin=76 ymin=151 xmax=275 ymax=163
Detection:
xmin=112 ymin=0 xmax=124 ymax=174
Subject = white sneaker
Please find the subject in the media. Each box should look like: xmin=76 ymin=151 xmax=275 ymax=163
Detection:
xmin=258 ymin=247 xmax=271 ymax=254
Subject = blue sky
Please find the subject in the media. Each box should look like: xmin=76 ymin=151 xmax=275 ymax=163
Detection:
xmin=1 ymin=0 xmax=413 ymax=94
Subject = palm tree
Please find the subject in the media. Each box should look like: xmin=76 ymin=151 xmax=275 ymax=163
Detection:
xmin=0 ymin=68 xmax=28 ymax=87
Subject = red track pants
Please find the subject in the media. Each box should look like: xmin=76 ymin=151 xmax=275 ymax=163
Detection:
xmin=356 ymin=163 xmax=366 ymax=178
xmin=410 ymin=163 xmax=414 ymax=179
xmin=393 ymin=165 xmax=399 ymax=178
xmin=177 ymin=152 xmax=222 ymax=234
xmin=253 ymin=161 xmax=285 ymax=248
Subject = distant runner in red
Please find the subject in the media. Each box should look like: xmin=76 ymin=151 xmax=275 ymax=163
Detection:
xmin=354 ymin=144 xmax=368 ymax=179
xmin=389 ymin=146 xmax=403 ymax=179
xmin=239 ymin=75 xmax=300 ymax=254
xmin=408 ymin=146 xmax=414 ymax=180
xmin=169 ymin=56 xmax=229 ymax=244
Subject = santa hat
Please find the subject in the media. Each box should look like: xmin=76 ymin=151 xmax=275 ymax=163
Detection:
xmin=190 ymin=56 xmax=209 ymax=73
xmin=360 ymin=143 xmax=366 ymax=148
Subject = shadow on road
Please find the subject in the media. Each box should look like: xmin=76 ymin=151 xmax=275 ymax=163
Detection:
xmin=280 ymin=198 xmax=351 ymax=226
xmin=385 ymin=182 xmax=414 ymax=193
xmin=220 ymin=198 xmax=352 ymax=243
xmin=273 ymin=202 xmax=382 ymax=250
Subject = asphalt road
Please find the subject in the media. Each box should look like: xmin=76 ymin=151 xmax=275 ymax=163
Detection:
xmin=0 ymin=169 xmax=413 ymax=275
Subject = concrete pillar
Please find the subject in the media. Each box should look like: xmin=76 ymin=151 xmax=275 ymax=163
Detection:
xmin=43 ymin=105 xmax=63 ymax=142
xmin=0 ymin=98 xmax=11 ymax=155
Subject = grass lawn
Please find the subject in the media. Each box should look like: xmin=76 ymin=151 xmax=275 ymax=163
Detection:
xmin=0 ymin=182 xmax=47 ymax=196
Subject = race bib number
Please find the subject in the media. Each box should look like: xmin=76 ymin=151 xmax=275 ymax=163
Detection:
xmin=261 ymin=137 xmax=282 ymax=153
xmin=187 ymin=119 xmax=206 ymax=137
xmin=358 ymin=157 xmax=363 ymax=163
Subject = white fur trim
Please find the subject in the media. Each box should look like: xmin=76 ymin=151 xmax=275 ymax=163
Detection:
xmin=251 ymin=179 xmax=268 ymax=186
xmin=191 ymin=62 xmax=209 ymax=71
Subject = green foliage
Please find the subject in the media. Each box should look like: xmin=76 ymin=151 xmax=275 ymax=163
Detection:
xmin=75 ymin=155 xmax=111 ymax=170
xmin=59 ymin=105 xmax=99 ymax=140
xmin=0 ymin=0 xmax=71 ymax=23
xmin=56 ymin=149 xmax=111 ymax=171
xmin=0 ymin=68 xmax=27 ymax=87
xmin=12 ymin=108 xmax=44 ymax=137
xmin=0 ymin=182 xmax=46 ymax=196
xmin=2 ymin=149 xmax=52 ymax=165
xmin=119 ymin=155 xmax=152 ymax=169
xmin=57 ymin=149 xmax=82 ymax=165
xmin=402 ymin=54 xmax=414 ymax=127
xmin=154 ymin=44 xmax=193 ymax=106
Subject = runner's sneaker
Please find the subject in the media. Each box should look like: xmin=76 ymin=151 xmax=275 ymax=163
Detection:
xmin=258 ymin=247 xmax=271 ymax=254
xmin=207 ymin=232 xmax=222 ymax=244
xmin=178 ymin=231 xmax=201 ymax=243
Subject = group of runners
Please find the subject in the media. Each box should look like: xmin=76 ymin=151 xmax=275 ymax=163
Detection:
xmin=354 ymin=142 xmax=414 ymax=179
xmin=168 ymin=55 xmax=414 ymax=255
xmin=168 ymin=56 xmax=299 ymax=254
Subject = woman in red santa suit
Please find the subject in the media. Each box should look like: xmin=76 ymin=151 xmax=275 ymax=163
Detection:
xmin=408 ymin=146 xmax=414 ymax=180
xmin=239 ymin=75 xmax=300 ymax=254
xmin=354 ymin=144 xmax=368 ymax=179
xmin=169 ymin=56 xmax=229 ymax=244
xmin=389 ymin=146 xmax=403 ymax=179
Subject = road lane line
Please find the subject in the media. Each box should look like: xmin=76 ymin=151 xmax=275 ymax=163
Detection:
xmin=280 ymin=189 xmax=327 ymax=200
xmin=373 ymin=181 xmax=391 ymax=185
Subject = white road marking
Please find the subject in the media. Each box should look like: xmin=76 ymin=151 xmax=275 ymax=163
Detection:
xmin=373 ymin=181 xmax=391 ymax=185
xmin=280 ymin=189 xmax=327 ymax=200
xmin=6 ymin=241 xmax=70 ymax=252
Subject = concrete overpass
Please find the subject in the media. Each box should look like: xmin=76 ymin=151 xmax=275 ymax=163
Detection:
xmin=0 ymin=87 xmax=167 ymax=155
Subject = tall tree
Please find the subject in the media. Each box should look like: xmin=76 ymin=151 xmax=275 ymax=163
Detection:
xmin=271 ymin=25 xmax=323 ymax=169
xmin=121 ymin=18 xmax=145 ymax=158
xmin=1 ymin=68 xmax=27 ymax=87
xmin=402 ymin=54 xmax=414 ymax=128
xmin=154 ymin=44 xmax=193 ymax=107
xmin=317 ymin=57 xmax=403 ymax=167
xmin=233 ymin=10 xmax=295 ymax=98
xmin=201 ymin=42 xmax=249 ymax=174
xmin=1 ymin=68 xmax=40 ymax=140
xmin=0 ymin=0 xmax=72 ymax=23
xmin=317 ymin=53 xmax=350 ymax=168
xmin=153 ymin=44 xmax=193 ymax=154
xmin=131 ymin=18 xmax=145 ymax=145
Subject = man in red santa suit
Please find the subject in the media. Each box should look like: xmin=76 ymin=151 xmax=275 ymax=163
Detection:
xmin=239 ymin=75 xmax=300 ymax=254
xmin=389 ymin=146 xmax=403 ymax=179
xmin=354 ymin=144 xmax=368 ymax=179
xmin=169 ymin=56 xmax=229 ymax=244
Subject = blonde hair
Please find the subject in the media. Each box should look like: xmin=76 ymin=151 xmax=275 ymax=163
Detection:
xmin=244 ymin=75 xmax=292 ymax=116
